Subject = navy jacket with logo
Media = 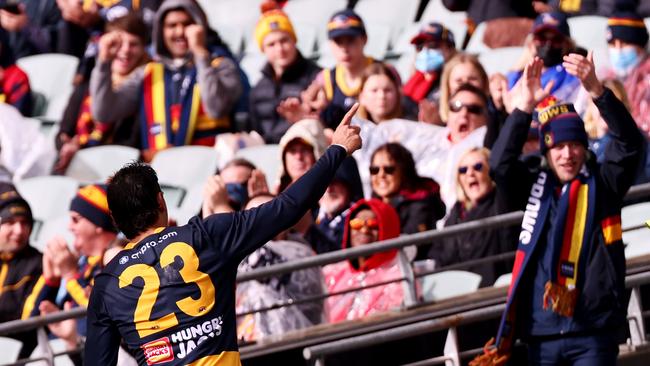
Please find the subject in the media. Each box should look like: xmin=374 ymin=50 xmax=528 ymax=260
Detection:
xmin=85 ymin=145 xmax=347 ymax=366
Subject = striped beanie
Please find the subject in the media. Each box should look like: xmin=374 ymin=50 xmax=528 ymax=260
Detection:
xmin=607 ymin=12 xmax=649 ymax=47
xmin=537 ymin=102 xmax=588 ymax=155
xmin=0 ymin=183 xmax=33 ymax=227
xmin=70 ymin=184 xmax=116 ymax=232
xmin=254 ymin=1 xmax=296 ymax=50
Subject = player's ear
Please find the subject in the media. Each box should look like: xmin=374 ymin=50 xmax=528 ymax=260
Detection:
xmin=157 ymin=191 xmax=166 ymax=212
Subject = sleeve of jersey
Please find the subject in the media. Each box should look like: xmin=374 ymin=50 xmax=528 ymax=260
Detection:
xmin=65 ymin=278 xmax=90 ymax=308
xmin=205 ymin=145 xmax=347 ymax=262
xmin=21 ymin=276 xmax=59 ymax=319
xmin=85 ymin=279 xmax=121 ymax=366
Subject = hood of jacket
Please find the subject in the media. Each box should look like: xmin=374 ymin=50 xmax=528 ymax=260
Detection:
xmin=278 ymin=118 xmax=327 ymax=178
xmin=341 ymin=198 xmax=401 ymax=271
xmin=152 ymin=0 xmax=210 ymax=66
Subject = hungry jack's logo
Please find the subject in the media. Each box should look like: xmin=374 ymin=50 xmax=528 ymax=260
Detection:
xmin=142 ymin=337 xmax=174 ymax=365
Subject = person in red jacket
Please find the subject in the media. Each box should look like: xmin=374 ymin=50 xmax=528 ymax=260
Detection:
xmin=0 ymin=29 xmax=32 ymax=116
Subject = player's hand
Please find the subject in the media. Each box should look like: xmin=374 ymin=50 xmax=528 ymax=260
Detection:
xmin=98 ymin=31 xmax=122 ymax=62
xmin=514 ymin=57 xmax=553 ymax=113
xmin=562 ymin=51 xmax=604 ymax=99
xmin=247 ymin=169 xmax=269 ymax=198
xmin=202 ymin=175 xmax=232 ymax=216
xmin=331 ymin=103 xmax=361 ymax=154
xmin=46 ymin=236 xmax=78 ymax=280
xmin=185 ymin=24 xmax=208 ymax=58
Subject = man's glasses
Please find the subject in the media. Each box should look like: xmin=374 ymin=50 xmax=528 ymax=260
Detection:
xmin=449 ymin=100 xmax=485 ymax=115
xmin=458 ymin=162 xmax=484 ymax=175
xmin=369 ymin=165 xmax=396 ymax=175
xmin=349 ymin=217 xmax=379 ymax=230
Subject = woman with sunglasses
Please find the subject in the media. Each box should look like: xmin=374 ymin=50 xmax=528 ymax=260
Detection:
xmin=322 ymin=198 xmax=406 ymax=324
xmin=369 ymin=142 xmax=446 ymax=260
xmin=427 ymin=147 xmax=518 ymax=287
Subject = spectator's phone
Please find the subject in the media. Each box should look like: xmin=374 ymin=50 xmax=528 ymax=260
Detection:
xmin=0 ymin=2 xmax=20 ymax=14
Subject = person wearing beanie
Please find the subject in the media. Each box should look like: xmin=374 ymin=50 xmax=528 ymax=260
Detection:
xmin=249 ymin=0 xmax=321 ymax=144
xmin=507 ymin=12 xmax=580 ymax=103
xmin=403 ymin=22 xmax=457 ymax=124
xmin=606 ymin=11 xmax=650 ymax=136
xmin=22 ymin=184 xmax=126 ymax=363
xmin=472 ymin=54 xmax=643 ymax=365
xmin=0 ymin=183 xmax=42 ymax=359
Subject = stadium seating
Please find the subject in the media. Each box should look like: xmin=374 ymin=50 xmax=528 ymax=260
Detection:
xmin=235 ymin=144 xmax=281 ymax=188
xmin=419 ymin=0 xmax=468 ymax=48
xmin=622 ymin=202 xmax=650 ymax=258
xmin=478 ymin=47 xmax=523 ymax=76
xmin=16 ymin=54 xmax=78 ymax=124
xmin=420 ymin=270 xmax=482 ymax=302
xmin=493 ymin=272 xmax=513 ymax=287
xmin=150 ymin=146 xmax=219 ymax=209
xmin=64 ymin=145 xmax=140 ymax=184
xmin=0 ymin=336 xmax=22 ymax=364
xmin=567 ymin=15 xmax=609 ymax=52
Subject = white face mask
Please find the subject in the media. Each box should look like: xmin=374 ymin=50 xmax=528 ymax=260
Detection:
xmin=609 ymin=46 xmax=641 ymax=78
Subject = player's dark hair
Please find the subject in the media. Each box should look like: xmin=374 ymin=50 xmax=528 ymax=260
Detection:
xmin=107 ymin=162 xmax=162 ymax=239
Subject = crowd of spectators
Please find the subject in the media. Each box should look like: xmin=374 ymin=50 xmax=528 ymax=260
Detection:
xmin=1 ymin=0 xmax=650 ymax=364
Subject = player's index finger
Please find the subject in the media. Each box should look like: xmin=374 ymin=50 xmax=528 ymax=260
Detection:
xmin=340 ymin=103 xmax=360 ymax=126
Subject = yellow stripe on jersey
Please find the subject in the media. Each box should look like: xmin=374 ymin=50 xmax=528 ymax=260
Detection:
xmin=187 ymin=351 xmax=241 ymax=366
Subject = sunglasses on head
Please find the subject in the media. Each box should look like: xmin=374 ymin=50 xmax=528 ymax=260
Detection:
xmin=369 ymin=165 xmax=396 ymax=175
xmin=349 ymin=217 xmax=379 ymax=230
xmin=449 ymin=100 xmax=485 ymax=115
xmin=458 ymin=162 xmax=484 ymax=174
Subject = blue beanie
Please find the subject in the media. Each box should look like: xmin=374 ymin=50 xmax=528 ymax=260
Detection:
xmin=607 ymin=12 xmax=649 ymax=48
xmin=70 ymin=184 xmax=116 ymax=232
xmin=537 ymin=103 xmax=588 ymax=155
xmin=327 ymin=9 xmax=366 ymax=39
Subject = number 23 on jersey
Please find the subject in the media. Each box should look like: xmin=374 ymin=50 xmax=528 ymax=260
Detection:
xmin=118 ymin=242 xmax=216 ymax=338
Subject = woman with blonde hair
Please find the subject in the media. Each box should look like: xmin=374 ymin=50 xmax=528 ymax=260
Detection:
xmin=438 ymin=53 xmax=490 ymax=123
xmin=427 ymin=147 xmax=518 ymax=287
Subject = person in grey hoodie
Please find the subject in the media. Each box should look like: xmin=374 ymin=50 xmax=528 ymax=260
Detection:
xmin=89 ymin=0 xmax=242 ymax=161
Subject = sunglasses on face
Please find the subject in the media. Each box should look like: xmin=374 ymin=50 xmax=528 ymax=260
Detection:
xmin=369 ymin=165 xmax=396 ymax=175
xmin=449 ymin=100 xmax=485 ymax=115
xmin=349 ymin=217 xmax=379 ymax=230
xmin=458 ymin=162 xmax=484 ymax=175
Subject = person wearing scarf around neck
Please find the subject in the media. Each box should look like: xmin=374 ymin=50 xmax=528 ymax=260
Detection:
xmin=471 ymin=53 xmax=644 ymax=366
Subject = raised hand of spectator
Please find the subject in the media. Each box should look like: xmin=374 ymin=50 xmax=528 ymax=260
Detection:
xmin=247 ymin=169 xmax=269 ymax=198
xmin=202 ymin=175 xmax=233 ymax=217
xmin=418 ymin=99 xmax=442 ymax=125
xmin=301 ymin=80 xmax=328 ymax=116
xmin=331 ymin=103 xmax=361 ymax=154
xmin=185 ymin=24 xmax=209 ymax=58
xmin=45 ymin=236 xmax=78 ymax=281
xmin=513 ymin=57 xmax=553 ymax=113
xmin=562 ymin=51 xmax=604 ymax=99
xmin=277 ymin=97 xmax=310 ymax=124
xmin=42 ymin=249 xmax=60 ymax=281
xmin=98 ymin=31 xmax=123 ymax=63
xmin=489 ymin=73 xmax=509 ymax=111
xmin=57 ymin=0 xmax=99 ymax=28
xmin=0 ymin=4 xmax=28 ymax=32
xmin=40 ymin=300 xmax=80 ymax=350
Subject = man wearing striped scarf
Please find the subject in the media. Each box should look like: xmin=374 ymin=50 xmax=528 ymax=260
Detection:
xmin=472 ymin=53 xmax=644 ymax=365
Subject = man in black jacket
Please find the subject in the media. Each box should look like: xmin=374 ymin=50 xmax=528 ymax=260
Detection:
xmin=472 ymin=53 xmax=643 ymax=366
xmin=249 ymin=3 xmax=321 ymax=144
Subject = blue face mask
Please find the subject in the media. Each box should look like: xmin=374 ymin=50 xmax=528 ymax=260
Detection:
xmin=609 ymin=46 xmax=641 ymax=77
xmin=225 ymin=183 xmax=248 ymax=210
xmin=414 ymin=48 xmax=444 ymax=73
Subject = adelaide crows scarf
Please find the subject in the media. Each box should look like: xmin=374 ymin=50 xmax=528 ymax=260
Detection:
xmin=471 ymin=168 xmax=597 ymax=365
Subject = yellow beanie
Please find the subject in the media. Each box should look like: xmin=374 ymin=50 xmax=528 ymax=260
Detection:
xmin=254 ymin=3 xmax=296 ymax=50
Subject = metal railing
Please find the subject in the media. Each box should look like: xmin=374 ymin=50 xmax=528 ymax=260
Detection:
xmin=0 ymin=183 xmax=648 ymax=365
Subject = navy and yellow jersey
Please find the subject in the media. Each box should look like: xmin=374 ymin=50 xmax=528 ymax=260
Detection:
xmin=0 ymin=246 xmax=42 ymax=323
xmin=322 ymin=57 xmax=375 ymax=109
xmin=24 ymin=255 xmax=104 ymax=319
xmin=85 ymin=145 xmax=347 ymax=366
